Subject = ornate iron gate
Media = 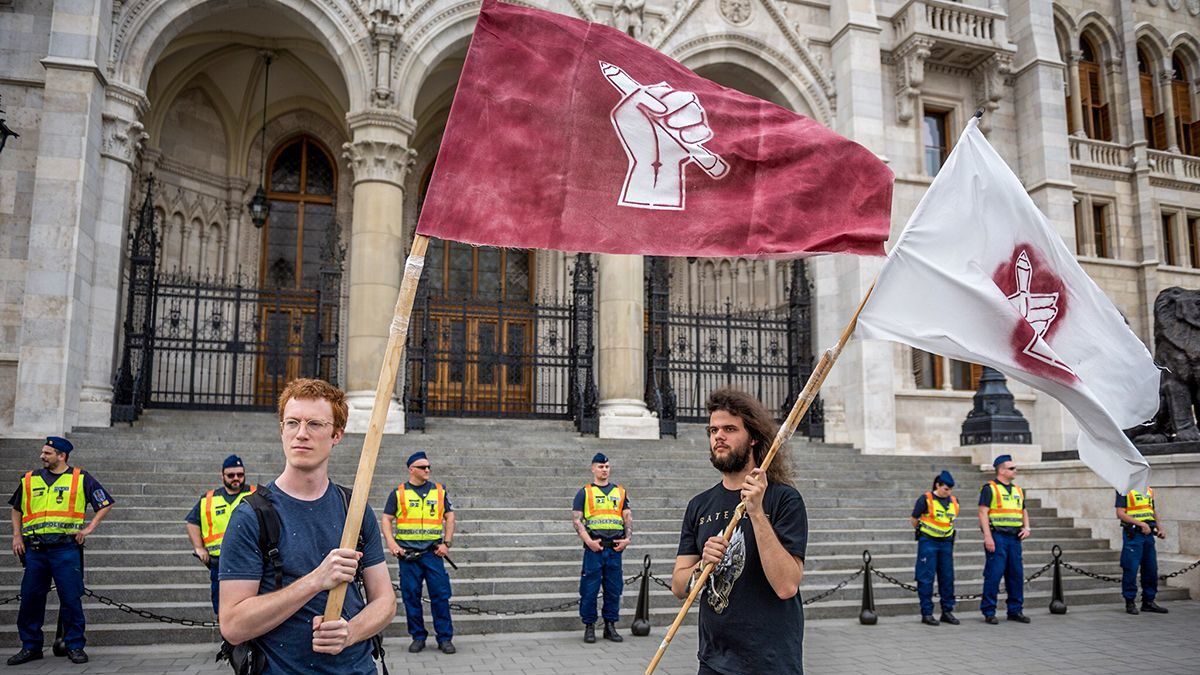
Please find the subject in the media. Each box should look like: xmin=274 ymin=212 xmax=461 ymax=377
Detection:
xmin=645 ymin=258 xmax=822 ymax=439
xmin=112 ymin=178 xmax=343 ymax=419
xmin=405 ymin=254 xmax=598 ymax=433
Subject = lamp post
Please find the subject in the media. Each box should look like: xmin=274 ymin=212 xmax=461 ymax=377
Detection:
xmin=249 ymin=54 xmax=273 ymax=228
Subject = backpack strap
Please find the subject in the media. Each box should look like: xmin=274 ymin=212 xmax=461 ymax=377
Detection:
xmin=243 ymin=486 xmax=284 ymax=589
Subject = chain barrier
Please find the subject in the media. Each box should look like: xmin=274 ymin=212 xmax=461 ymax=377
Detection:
xmin=870 ymin=559 xmax=1052 ymax=601
xmin=2 ymin=550 xmax=1192 ymax=627
xmin=81 ymin=589 xmax=218 ymax=628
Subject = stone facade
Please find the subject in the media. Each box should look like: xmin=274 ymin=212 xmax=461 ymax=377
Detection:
xmin=0 ymin=0 xmax=1197 ymax=459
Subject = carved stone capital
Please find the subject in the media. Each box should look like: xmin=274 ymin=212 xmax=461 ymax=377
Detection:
xmin=972 ymin=52 xmax=1013 ymax=132
xmin=1068 ymin=50 xmax=1083 ymax=65
xmin=101 ymin=114 xmax=148 ymax=166
xmin=343 ymin=139 xmax=417 ymax=187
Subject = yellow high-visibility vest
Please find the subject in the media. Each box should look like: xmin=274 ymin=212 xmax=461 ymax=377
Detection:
xmin=1124 ymin=488 xmax=1156 ymax=523
xmin=20 ymin=468 xmax=86 ymax=537
xmin=394 ymin=482 xmax=445 ymax=542
xmin=986 ymin=480 xmax=1025 ymax=529
xmin=583 ymin=484 xmax=626 ymax=532
xmin=199 ymin=485 xmax=257 ymax=556
xmin=918 ymin=492 xmax=959 ymax=538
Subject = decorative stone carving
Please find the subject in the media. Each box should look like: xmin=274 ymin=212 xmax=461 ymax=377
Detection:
xmin=1127 ymin=287 xmax=1200 ymax=444
xmin=101 ymin=115 xmax=148 ymax=166
xmin=368 ymin=0 xmax=403 ymax=107
xmin=972 ymin=52 xmax=1012 ymax=132
xmin=718 ymin=0 xmax=751 ymax=26
xmin=894 ymin=38 xmax=933 ymax=124
xmin=612 ymin=0 xmax=645 ymax=39
xmin=343 ymin=139 xmax=417 ymax=187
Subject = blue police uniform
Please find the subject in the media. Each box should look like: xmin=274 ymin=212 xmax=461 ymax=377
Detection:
xmin=979 ymin=480 xmax=1025 ymax=619
xmin=911 ymin=489 xmax=957 ymax=618
xmin=8 ymin=440 xmax=113 ymax=657
xmin=1116 ymin=490 xmax=1160 ymax=607
xmin=383 ymin=480 xmax=454 ymax=647
xmin=573 ymin=483 xmax=631 ymax=628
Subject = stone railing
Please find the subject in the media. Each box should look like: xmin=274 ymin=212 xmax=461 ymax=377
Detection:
xmin=1148 ymin=149 xmax=1200 ymax=184
xmin=892 ymin=0 xmax=1009 ymax=48
xmin=1069 ymin=136 xmax=1131 ymax=171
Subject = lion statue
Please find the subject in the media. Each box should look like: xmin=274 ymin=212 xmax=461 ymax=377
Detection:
xmin=1129 ymin=287 xmax=1200 ymax=444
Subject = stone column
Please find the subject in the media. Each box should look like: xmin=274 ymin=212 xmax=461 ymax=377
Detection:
xmin=76 ymin=85 xmax=149 ymax=428
xmin=1066 ymin=51 xmax=1086 ymax=136
xmin=1160 ymin=67 xmax=1180 ymax=152
xmin=342 ymin=111 xmax=416 ymax=434
xmin=597 ymin=254 xmax=657 ymax=439
xmin=13 ymin=0 xmax=114 ymax=434
xmin=824 ymin=0 xmax=897 ymax=453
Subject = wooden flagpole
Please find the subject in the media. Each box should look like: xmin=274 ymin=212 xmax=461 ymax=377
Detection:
xmin=645 ymin=280 xmax=877 ymax=675
xmin=323 ymin=234 xmax=430 ymax=621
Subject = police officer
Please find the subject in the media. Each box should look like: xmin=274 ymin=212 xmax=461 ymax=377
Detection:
xmin=1116 ymin=487 xmax=1169 ymax=615
xmin=571 ymin=453 xmax=631 ymax=644
xmin=7 ymin=437 xmax=114 ymax=665
xmin=382 ymin=451 xmax=456 ymax=655
xmin=909 ymin=470 xmax=959 ymax=626
xmin=184 ymin=454 xmax=255 ymax=615
xmin=978 ymin=454 xmax=1031 ymax=624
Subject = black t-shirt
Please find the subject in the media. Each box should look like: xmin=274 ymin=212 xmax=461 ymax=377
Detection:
xmin=677 ymin=482 xmax=808 ymax=675
xmin=1115 ymin=491 xmax=1156 ymax=530
xmin=978 ymin=482 xmax=1023 ymax=536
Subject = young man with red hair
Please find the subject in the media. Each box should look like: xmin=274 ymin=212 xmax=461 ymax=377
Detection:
xmin=218 ymin=378 xmax=395 ymax=674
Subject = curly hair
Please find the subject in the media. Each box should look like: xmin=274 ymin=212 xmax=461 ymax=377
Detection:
xmin=276 ymin=378 xmax=349 ymax=431
xmin=705 ymin=387 xmax=793 ymax=486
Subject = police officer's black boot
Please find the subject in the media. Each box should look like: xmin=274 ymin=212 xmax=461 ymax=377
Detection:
xmin=583 ymin=624 xmax=596 ymax=643
xmin=66 ymin=648 xmax=88 ymax=664
xmin=921 ymin=614 xmax=939 ymax=626
xmin=1141 ymin=600 xmax=1169 ymax=614
xmin=939 ymin=611 xmax=959 ymax=625
xmin=1125 ymin=600 xmax=1139 ymax=615
xmin=6 ymin=649 xmax=43 ymax=666
xmin=603 ymin=621 xmax=623 ymax=642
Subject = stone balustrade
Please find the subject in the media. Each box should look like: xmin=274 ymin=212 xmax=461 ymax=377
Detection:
xmin=892 ymin=0 xmax=1009 ymax=50
xmin=1148 ymin=149 xmax=1200 ymax=184
xmin=1069 ymin=136 xmax=1131 ymax=170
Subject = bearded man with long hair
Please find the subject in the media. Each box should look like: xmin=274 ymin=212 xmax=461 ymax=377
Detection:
xmin=671 ymin=387 xmax=808 ymax=674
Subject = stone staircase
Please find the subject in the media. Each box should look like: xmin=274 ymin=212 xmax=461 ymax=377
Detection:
xmin=0 ymin=411 xmax=1187 ymax=646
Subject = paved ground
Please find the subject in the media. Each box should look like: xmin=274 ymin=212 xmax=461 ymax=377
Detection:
xmin=6 ymin=601 xmax=1199 ymax=674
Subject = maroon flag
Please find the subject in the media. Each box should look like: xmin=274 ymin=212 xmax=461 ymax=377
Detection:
xmin=417 ymin=0 xmax=894 ymax=258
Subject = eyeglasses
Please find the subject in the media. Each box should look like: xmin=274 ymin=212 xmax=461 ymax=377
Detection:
xmin=281 ymin=418 xmax=335 ymax=435
xmin=411 ymin=464 xmax=432 ymax=471
xmin=223 ymin=471 xmax=245 ymax=479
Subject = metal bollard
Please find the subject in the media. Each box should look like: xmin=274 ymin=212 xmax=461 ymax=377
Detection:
xmin=859 ymin=550 xmax=878 ymax=625
xmin=631 ymin=555 xmax=652 ymax=636
xmin=1049 ymin=545 xmax=1067 ymax=615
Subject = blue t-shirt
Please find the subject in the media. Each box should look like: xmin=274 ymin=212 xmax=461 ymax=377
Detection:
xmin=382 ymin=481 xmax=454 ymax=551
xmin=219 ymin=481 xmax=386 ymax=675
xmin=573 ymin=483 xmax=632 ymax=540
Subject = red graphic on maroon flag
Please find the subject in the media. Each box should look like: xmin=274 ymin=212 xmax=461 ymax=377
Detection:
xmin=415 ymin=0 xmax=893 ymax=258
xmin=992 ymin=245 xmax=1078 ymax=383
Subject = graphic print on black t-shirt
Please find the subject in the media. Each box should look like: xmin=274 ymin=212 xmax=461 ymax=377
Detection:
xmin=706 ymin=526 xmax=746 ymax=613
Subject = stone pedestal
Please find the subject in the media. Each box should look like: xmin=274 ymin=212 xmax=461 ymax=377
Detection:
xmin=342 ymin=112 xmax=416 ymax=434
xmin=957 ymin=442 xmax=1043 ymax=467
xmin=597 ymin=254 xmax=657 ymax=439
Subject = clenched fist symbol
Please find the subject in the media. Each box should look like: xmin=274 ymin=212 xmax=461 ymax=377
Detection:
xmin=601 ymin=61 xmax=729 ymax=210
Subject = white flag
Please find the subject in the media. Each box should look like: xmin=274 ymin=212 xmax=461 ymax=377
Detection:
xmin=856 ymin=117 xmax=1158 ymax=493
